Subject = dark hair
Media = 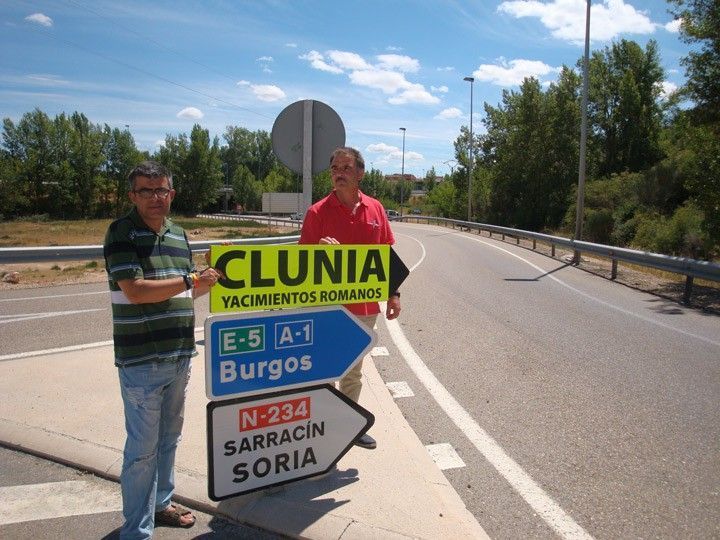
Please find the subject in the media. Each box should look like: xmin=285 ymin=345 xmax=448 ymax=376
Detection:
xmin=330 ymin=147 xmax=365 ymax=171
xmin=128 ymin=160 xmax=173 ymax=189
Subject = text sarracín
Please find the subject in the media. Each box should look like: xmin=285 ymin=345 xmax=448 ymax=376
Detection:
xmin=223 ymin=421 xmax=325 ymax=456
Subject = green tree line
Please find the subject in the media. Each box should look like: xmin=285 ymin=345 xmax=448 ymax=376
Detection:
xmin=428 ymin=0 xmax=718 ymax=260
xmin=0 ymin=110 xmax=415 ymax=220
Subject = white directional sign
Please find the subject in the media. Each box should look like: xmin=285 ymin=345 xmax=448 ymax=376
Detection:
xmin=207 ymin=384 xmax=374 ymax=500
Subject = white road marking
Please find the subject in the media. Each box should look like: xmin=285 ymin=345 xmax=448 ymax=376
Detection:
xmin=384 ymin=312 xmax=594 ymax=540
xmin=0 ymin=480 xmax=121 ymax=525
xmin=425 ymin=443 xmax=466 ymax=470
xmin=0 ymin=308 xmax=105 ymax=325
xmin=0 ymin=290 xmax=108 ymax=302
xmin=386 ymin=381 xmax=415 ymax=398
xmin=383 ymin=229 xmax=595 ymax=539
xmin=456 ymin=233 xmax=720 ymax=348
xmin=371 ymin=346 xmax=389 ymax=356
xmin=0 ymin=326 xmax=204 ymax=362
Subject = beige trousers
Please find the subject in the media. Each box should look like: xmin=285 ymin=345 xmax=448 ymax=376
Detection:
xmin=339 ymin=314 xmax=378 ymax=403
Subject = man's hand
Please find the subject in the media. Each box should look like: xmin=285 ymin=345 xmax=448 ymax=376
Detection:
xmin=319 ymin=237 xmax=340 ymax=244
xmin=193 ymin=267 xmax=225 ymax=298
xmin=386 ymin=295 xmax=401 ymax=320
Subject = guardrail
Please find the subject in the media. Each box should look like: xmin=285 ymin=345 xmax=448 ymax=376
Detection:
xmin=0 ymin=235 xmax=300 ymax=264
xmin=398 ymin=215 xmax=720 ymax=305
xmin=196 ymin=213 xmax=303 ymax=230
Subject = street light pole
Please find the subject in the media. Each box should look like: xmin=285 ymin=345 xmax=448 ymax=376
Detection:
xmin=463 ymin=76 xmax=474 ymax=222
xmin=573 ymin=0 xmax=591 ymax=264
xmin=399 ymin=127 xmax=406 ymax=216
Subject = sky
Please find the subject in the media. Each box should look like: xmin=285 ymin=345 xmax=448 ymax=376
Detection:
xmin=2 ymin=0 xmax=689 ymax=178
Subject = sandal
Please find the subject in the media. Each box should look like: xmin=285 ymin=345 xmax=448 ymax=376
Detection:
xmin=154 ymin=503 xmax=196 ymax=528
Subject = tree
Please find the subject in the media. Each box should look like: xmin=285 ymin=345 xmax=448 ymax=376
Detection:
xmin=230 ymin=164 xmax=262 ymax=211
xmin=669 ymin=0 xmax=720 ymax=123
xmin=587 ymin=39 xmax=664 ymax=175
xmin=156 ymin=125 xmax=223 ymax=215
xmin=100 ymin=126 xmax=144 ymax=217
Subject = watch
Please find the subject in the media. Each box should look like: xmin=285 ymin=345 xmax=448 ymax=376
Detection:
xmin=182 ymin=273 xmax=193 ymax=290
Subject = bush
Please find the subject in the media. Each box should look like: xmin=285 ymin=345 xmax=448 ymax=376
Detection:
xmin=583 ymin=208 xmax=614 ymax=244
xmin=632 ymin=203 xmax=712 ymax=258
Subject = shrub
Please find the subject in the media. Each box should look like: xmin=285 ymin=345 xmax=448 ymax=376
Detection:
xmin=631 ymin=203 xmax=712 ymax=258
xmin=583 ymin=208 xmax=614 ymax=244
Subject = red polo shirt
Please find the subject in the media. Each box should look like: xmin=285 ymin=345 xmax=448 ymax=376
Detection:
xmin=299 ymin=190 xmax=395 ymax=316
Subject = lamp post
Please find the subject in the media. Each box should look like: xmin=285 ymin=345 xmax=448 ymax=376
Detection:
xmin=463 ymin=76 xmax=474 ymax=222
xmin=399 ymin=127 xmax=406 ymax=216
xmin=573 ymin=0 xmax=591 ymax=264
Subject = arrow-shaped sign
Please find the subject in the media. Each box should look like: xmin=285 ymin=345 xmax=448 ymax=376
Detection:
xmin=207 ymin=384 xmax=374 ymax=499
xmin=204 ymin=306 xmax=374 ymax=400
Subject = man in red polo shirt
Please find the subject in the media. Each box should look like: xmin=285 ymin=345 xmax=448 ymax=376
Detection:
xmin=300 ymin=147 xmax=401 ymax=450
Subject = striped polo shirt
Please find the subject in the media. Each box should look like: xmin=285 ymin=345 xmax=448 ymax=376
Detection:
xmin=103 ymin=207 xmax=196 ymax=367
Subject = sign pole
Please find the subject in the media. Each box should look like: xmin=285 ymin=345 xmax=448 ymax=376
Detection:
xmin=302 ymin=100 xmax=313 ymax=214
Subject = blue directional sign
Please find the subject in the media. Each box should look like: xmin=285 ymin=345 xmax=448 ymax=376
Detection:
xmin=204 ymin=306 xmax=374 ymax=400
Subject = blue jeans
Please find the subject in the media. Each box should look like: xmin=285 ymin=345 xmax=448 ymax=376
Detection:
xmin=118 ymin=358 xmax=191 ymax=540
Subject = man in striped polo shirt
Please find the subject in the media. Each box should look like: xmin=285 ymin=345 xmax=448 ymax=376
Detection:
xmin=103 ymin=161 xmax=222 ymax=539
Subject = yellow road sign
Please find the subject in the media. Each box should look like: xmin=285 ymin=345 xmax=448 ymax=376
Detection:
xmin=210 ymin=244 xmax=391 ymax=313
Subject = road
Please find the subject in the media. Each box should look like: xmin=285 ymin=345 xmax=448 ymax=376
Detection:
xmin=0 ymin=446 xmax=281 ymax=539
xmin=1 ymin=221 xmax=718 ymax=539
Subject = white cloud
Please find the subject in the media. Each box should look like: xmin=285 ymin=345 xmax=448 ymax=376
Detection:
xmin=431 ymin=85 xmax=449 ymax=93
xmin=327 ymin=50 xmax=372 ymax=70
xmin=300 ymin=48 xmax=438 ymax=105
xmin=285 ymin=43 xmax=298 ymax=48
xmin=155 ymin=139 xmax=166 ymax=147
xmin=665 ymin=19 xmax=681 ymax=33
xmin=437 ymin=66 xmax=455 ymax=72
xmin=376 ymin=54 xmax=419 ymax=73
xmin=350 ymin=69 xmax=409 ymax=94
xmin=299 ymin=51 xmax=344 ymax=74
xmin=26 ymin=74 xmax=69 ymax=86
xmin=435 ymin=107 xmax=462 ymax=119
xmin=25 ymin=13 xmax=53 ymax=27
xmin=386 ymin=46 xmax=402 ymax=52
xmin=237 ymin=79 xmax=285 ymax=101
xmin=498 ymin=0 xmax=655 ymax=43
xmin=366 ymin=143 xmax=424 ymax=163
xmin=177 ymin=107 xmax=203 ymax=119
xmin=474 ymin=58 xmax=560 ymax=86
xmin=659 ymin=81 xmax=678 ymax=99
xmin=367 ymin=142 xmax=399 ymax=154
xmin=249 ymin=84 xmax=286 ymax=102
xmin=388 ymin=83 xmax=440 ymax=105
xmin=257 ymin=56 xmax=274 ymax=62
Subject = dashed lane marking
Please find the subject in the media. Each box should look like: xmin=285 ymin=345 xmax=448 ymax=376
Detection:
xmin=0 ymin=308 xmax=105 ymax=325
xmin=386 ymin=381 xmax=415 ymax=398
xmin=0 ymin=480 xmax=121 ymax=525
xmin=425 ymin=443 xmax=466 ymax=470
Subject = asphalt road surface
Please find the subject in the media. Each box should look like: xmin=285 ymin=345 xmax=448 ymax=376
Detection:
xmin=0 ymin=445 xmax=282 ymax=539
xmin=1 ymin=221 xmax=718 ymax=539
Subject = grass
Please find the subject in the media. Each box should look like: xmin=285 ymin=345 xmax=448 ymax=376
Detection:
xmin=0 ymin=215 xmax=294 ymax=247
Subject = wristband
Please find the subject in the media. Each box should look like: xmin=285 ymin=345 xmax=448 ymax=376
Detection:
xmin=190 ymin=272 xmax=199 ymax=288
xmin=182 ymin=273 xmax=193 ymax=290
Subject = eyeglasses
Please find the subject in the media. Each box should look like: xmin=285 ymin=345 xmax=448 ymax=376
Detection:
xmin=133 ymin=188 xmax=171 ymax=199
